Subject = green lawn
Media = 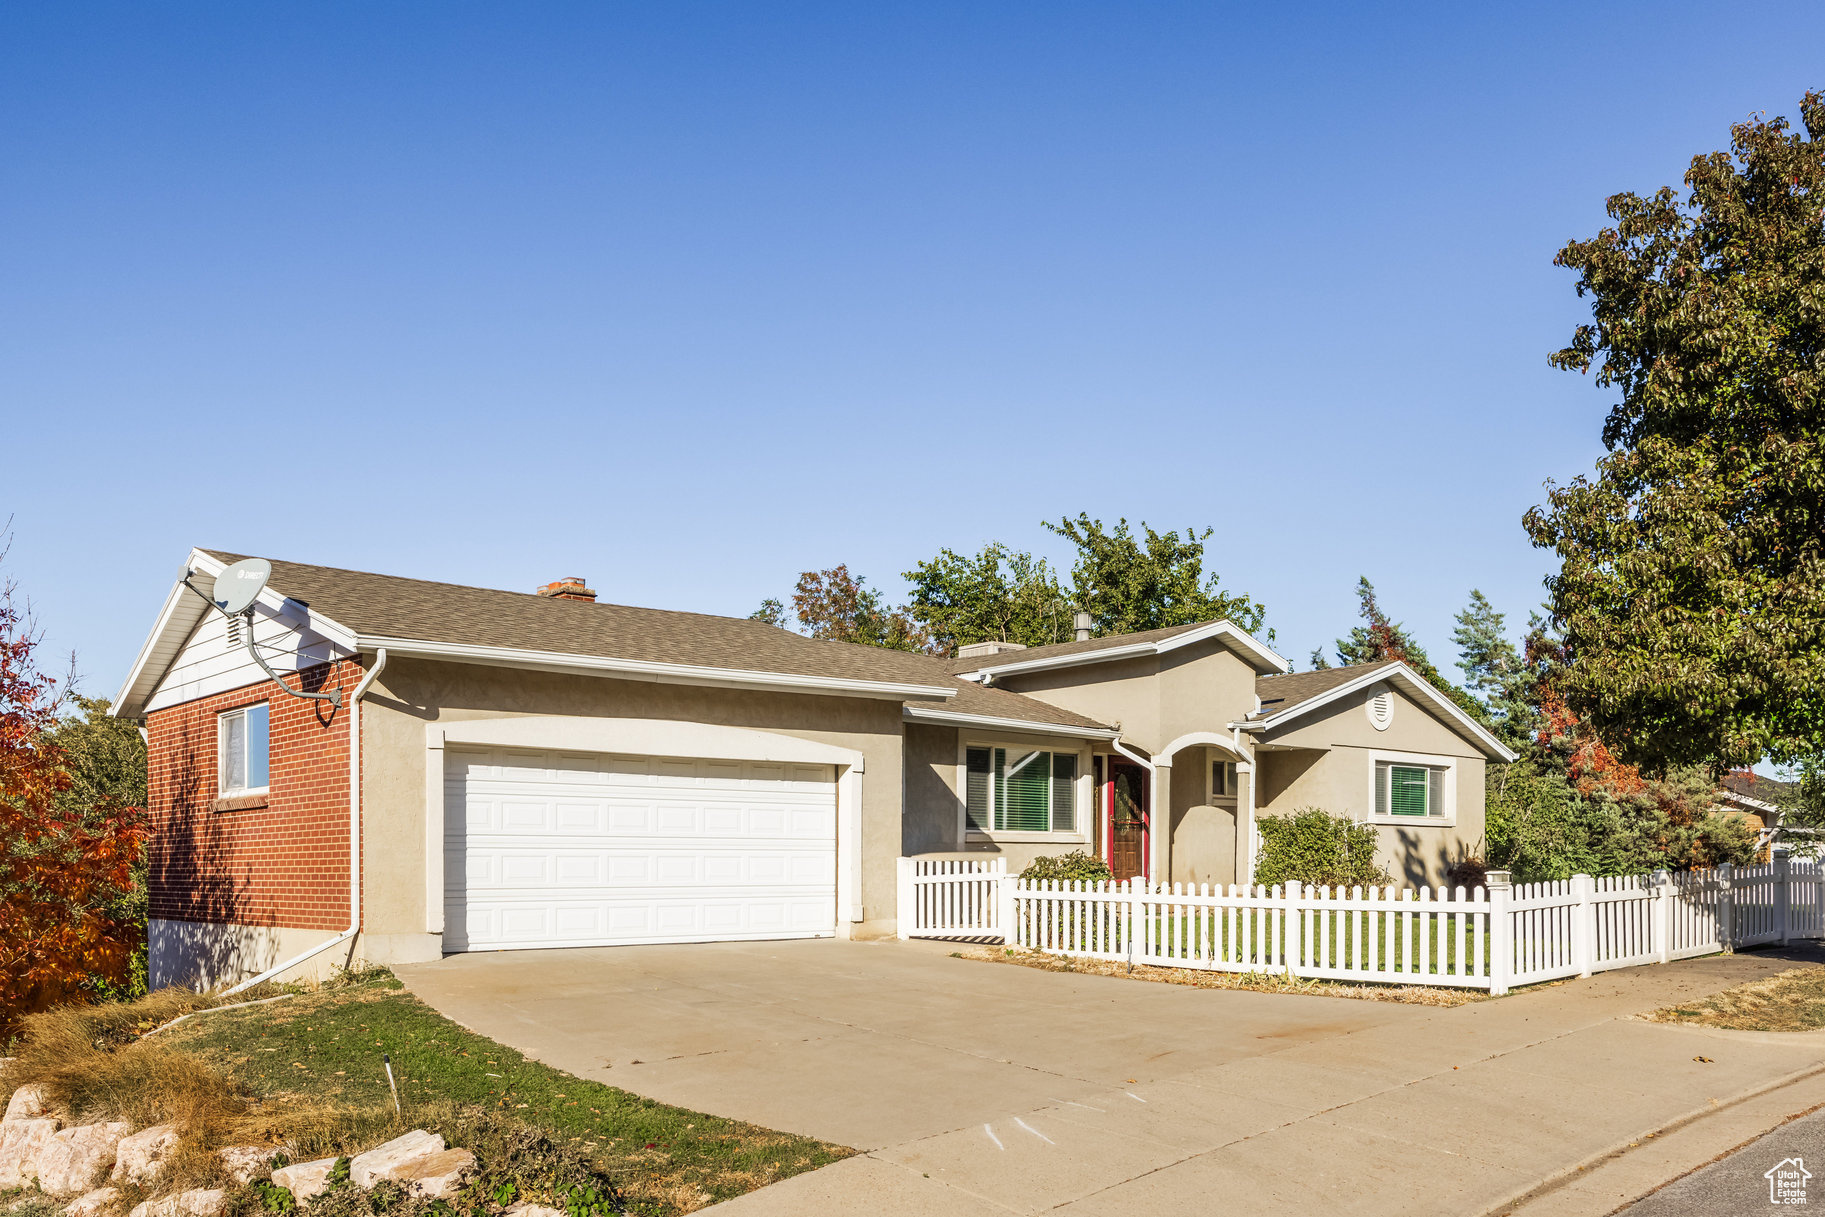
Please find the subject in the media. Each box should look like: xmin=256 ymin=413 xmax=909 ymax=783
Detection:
xmin=1022 ymin=907 xmax=1492 ymax=980
xmin=163 ymin=972 xmax=850 ymax=1215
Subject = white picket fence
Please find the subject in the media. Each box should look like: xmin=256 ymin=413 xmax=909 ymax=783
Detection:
xmin=896 ymin=855 xmax=1825 ymax=995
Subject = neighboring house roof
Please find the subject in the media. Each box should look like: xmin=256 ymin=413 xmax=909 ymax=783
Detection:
xmin=948 ymin=619 xmax=1290 ymax=681
xmin=1717 ymin=770 xmax=1792 ymax=816
xmin=115 ymin=550 xmax=1116 ymax=739
xmin=1245 ymin=661 xmax=1518 ymax=762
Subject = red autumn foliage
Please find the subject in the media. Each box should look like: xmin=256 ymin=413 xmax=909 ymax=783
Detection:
xmin=1536 ymin=684 xmax=1645 ymax=798
xmin=0 ymin=564 xmax=145 ymax=1039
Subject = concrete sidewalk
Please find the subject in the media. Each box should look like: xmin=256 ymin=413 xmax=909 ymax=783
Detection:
xmin=396 ymin=939 xmax=1825 ymax=1216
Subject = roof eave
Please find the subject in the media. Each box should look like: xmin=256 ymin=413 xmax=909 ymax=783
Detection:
xmin=358 ymin=635 xmax=960 ymax=702
xmin=903 ymin=704 xmax=1119 ymax=740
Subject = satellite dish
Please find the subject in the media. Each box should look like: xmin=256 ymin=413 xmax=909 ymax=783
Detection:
xmin=212 ymin=559 xmax=272 ymax=615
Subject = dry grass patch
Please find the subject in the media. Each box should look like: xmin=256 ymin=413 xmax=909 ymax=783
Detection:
xmin=1644 ymin=964 xmax=1825 ymax=1032
xmin=955 ymin=945 xmax=1488 ymax=1006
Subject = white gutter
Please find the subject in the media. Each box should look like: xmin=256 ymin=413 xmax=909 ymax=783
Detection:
xmin=226 ymin=648 xmax=387 ymax=995
xmin=1109 ymin=737 xmax=1159 ymax=885
xmin=356 ymin=635 xmax=956 ymax=702
xmin=902 ymin=704 xmax=1119 ymax=740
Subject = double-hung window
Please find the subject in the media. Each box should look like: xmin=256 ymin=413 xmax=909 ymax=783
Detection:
xmin=965 ymin=746 xmax=1077 ymax=834
xmin=1373 ymin=758 xmax=1448 ymax=822
xmin=219 ymin=703 xmax=270 ymax=796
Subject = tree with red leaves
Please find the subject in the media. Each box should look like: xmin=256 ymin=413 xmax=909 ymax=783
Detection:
xmin=0 ymin=547 xmax=144 ymax=1038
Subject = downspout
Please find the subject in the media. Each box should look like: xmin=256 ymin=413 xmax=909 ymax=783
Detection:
xmin=226 ymin=649 xmax=388 ymax=995
xmin=1109 ymin=737 xmax=1156 ymax=884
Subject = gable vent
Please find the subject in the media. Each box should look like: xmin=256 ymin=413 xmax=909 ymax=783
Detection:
xmin=1366 ymin=684 xmax=1394 ymax=731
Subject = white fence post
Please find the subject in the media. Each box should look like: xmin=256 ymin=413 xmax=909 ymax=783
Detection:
xmin=1775 ymin=848 xmax=1792 ymax=946
xmin=1486 ymin=870 xmax=1512 ymax=996
xmin=1717 ymin=862 xmax=1735 ymax=952
xmin=896 ymin=857 xmax=914 ymax=940
xmin=1572 ymin=873 xmax=1595 ymax=978
xmin=996 ymin=861 xmax=1016 ymax=945
xmin=1650 ymin=869 xmax=1673 ymax=964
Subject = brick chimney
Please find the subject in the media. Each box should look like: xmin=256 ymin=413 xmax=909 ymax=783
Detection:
xmin=536 ymin=576 xmax=597 ymax=602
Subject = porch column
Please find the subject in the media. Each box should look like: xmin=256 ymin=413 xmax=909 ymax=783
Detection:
xmin=1235 ymin=761 xmax=1254 ymax=888
xmin=1151 ymin=760 xmax=1171 ymax=885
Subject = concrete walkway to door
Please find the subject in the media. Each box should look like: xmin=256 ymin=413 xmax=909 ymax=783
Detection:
xmin=395 ymin=939 xmax=1825 ymax=1216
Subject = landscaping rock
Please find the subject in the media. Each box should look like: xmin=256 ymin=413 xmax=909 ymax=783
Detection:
xmin=110 ymin=1124 xmax=179 ymax=1186
xmin=64 ymin=1187 xmax=121 ymax=1217
xmin=127 ymin=1189 xmax=226 ymax=1217
xmin=389 ymin=1148 xmax=475 ymax=1199
xmin=216 ymin=1145 xmax=276 ymax=1185
xmin=505 ymin=1202 xmax=565 ymax=1217
xmin=37 ymin=1123 xmax=134 ymax=1195
xmin=271 ymin=1157 xmax=339 ymax=1202
xmin=348 ymin=1130 xmax=443 ymax=1189
xmin=4 ymin=1085 xmax=52 ymax=1122
xmin=0 ymin=1117 xmax=62 ymax=1188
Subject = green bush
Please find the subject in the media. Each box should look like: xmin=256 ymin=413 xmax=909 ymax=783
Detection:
xmin=1020 ymin=851 xmax=1113 ymax=884
xmin=1253 ymin=808 xmax=1392 ymax=890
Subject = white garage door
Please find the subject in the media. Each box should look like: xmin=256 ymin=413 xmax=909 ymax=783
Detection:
xmin=444 ymin=747 xmax=837 ymax=951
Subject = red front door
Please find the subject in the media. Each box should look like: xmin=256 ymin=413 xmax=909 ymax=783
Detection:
xmin=1105 ymin=759 xmax=1149 ymax=883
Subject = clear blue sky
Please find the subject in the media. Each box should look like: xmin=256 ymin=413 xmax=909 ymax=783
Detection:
xmin=3 ymin=2 xmax=1821 ymax=697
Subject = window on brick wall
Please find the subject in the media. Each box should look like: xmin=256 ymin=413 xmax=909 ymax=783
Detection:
xmin=219 ymin=703 xmax=270 ymax=795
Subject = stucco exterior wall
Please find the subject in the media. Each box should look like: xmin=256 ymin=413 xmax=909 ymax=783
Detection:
xmin=1168 ymin=746 xmax=1240 ymax=887
xmin=1254 ymin=683 xmax=1489 ymax=888
xmin=902 ymin=719 xmax=1100 ymax=875
xmin=903 ymin=721 xmax=961 ymax=854
xmin=358 ymin=657 xmax=908 ymax=949
xmin=993 ymin=655 xmax=1162 ymax=749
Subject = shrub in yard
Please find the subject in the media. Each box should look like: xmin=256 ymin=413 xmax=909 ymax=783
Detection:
xmin=1019 ymin=852 xmax=1112 ymax=885
xmin=1253 ymin=808 xmax=1392 ymax=890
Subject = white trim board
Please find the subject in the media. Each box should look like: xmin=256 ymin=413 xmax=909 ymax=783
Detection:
xmin=954 ymin=619 xmax=1290 ymax=683
xmin=361 ymin=635 xmax=957 ymax=703
xmin=1237 ymin=662 xmax=1518 ymax=762
xmin=904 ymin=704 xmax=1117 ymax=740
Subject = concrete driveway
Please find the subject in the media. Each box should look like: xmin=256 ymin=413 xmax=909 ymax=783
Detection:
xmin=396 ymin=939 xmax=1825 ymax=1216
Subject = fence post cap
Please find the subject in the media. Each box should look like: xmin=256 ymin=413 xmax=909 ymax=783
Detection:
xmin=1484 ymin=869 xmax=1513 ymax=890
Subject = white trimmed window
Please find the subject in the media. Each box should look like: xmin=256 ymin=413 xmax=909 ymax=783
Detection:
xmin=965 ymin=746 xmax=1077 ymax=834
xmin=1209 ymin=760 xmax=1238 ymax=802
xmin=1369 ymin=753 xmax=1454 ymax=824
xmin=219 ymin=703 xmax=270 ymax=796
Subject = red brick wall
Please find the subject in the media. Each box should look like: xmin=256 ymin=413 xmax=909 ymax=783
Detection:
xmin=145 ymin=658 xmax=364 ymax=930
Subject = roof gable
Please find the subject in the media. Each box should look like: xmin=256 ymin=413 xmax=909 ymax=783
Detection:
xmin=1247 ymin=662 xmax=1517 ymax=762
xmin=950 ymin=619 xmax=1289 ymax=681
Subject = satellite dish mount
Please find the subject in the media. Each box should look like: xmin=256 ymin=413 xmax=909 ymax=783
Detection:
xmin=182 ymin=559 xmax=343 ymax=709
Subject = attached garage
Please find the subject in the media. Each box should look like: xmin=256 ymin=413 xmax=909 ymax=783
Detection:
xmin=443 ymin=747 xmax=838 ymax=951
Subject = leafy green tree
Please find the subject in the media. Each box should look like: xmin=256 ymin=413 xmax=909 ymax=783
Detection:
xmin=42 ymin=695 xmax=148 ymax=994
xmin=1525 ymin=92 xmax=1825 ymax=771
xmin=1452 ymin=591 xmax=1539 ymax=748
xmin=748 ymin=598 xmax=788 ymax=629
xmin=903 ymin=543 xmax=1072 ymax=655
xmin=790 ymin=565 xmax=932 ymax=653
xmin=1043 ymin=514 xmax=1268 ymax=638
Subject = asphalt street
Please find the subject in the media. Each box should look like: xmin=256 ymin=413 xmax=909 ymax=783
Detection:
xmin=1621 ymin=1106 xmax=1825 ymax=1216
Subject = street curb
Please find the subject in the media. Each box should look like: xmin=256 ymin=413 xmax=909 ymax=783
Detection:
xmin=1478 ymin=1057 xmax=1825 ymax=1216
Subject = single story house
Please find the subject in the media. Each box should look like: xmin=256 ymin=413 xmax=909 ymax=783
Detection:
xmin=116 ymin=550 xmax=1516 ymax=987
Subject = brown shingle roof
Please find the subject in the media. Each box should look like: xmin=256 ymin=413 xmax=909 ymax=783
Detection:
xmin=205 ymin=551 xmax=1111 ymax=730
xmin=1253 ymin=663 xmax=1393 ymax=717
xmin=946 ymin=622 xmax=1209 ymax=675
